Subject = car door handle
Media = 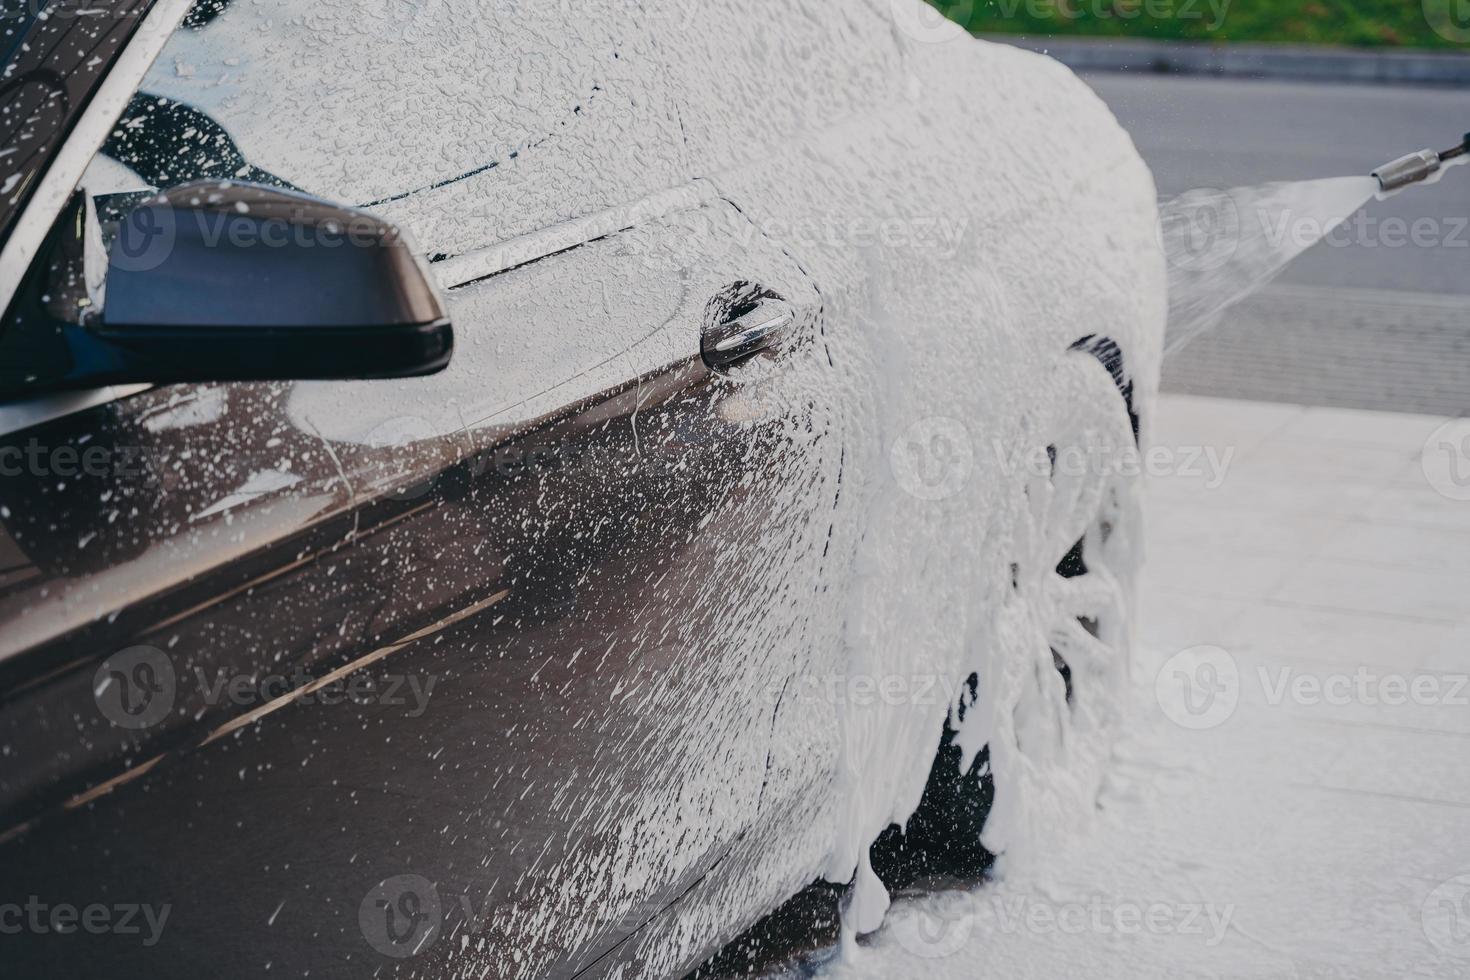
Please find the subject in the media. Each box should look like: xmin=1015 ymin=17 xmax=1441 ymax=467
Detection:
xmin=702 ymin=294 xmax=793 ymax=371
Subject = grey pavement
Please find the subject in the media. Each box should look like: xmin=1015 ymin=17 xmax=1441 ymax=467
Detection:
xmin=1086 ymin=72 xmax=1470 ymax=297
xmin=1083 ymin=73 xmax=1470 ymax=417
xmin=1158 ymin=285 xmax=1470 ymax=417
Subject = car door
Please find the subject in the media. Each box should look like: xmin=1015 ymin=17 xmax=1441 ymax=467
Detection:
xmin=0 ymin=4 xmax=847 ymax=978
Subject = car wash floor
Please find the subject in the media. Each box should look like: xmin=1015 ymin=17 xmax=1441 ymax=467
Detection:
xmin=754 ymin=392 xmax=1470 ymax=980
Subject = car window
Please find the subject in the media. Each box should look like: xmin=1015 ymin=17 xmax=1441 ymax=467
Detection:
xmin=80 ymin=0 xmax=689 ymax=260
xmin=0 ymin=0 xmax=154 ymax=250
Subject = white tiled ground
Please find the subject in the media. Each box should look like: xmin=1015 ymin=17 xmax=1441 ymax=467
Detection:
xmin=813 ymin=394 xmax=1470 ymax=980
xmin=1145 ymin=394 xmax=1470 ymax=639
xmin=1125 ymin=395 xmax=1470 ymax=976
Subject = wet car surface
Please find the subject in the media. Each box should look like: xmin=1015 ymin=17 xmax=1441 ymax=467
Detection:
xmin=0 ymin=1 xmax=1166 ymax=976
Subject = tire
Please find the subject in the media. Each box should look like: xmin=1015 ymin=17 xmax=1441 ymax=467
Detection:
xmin=872 ymin=339 xmax=1142 ymax=893
xmin=689 ymin=343 xmax=1144 ymax=975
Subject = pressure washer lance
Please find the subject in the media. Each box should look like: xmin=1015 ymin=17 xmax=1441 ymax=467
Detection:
xmin=1373 ymin=133 xmax=1470 ymax=193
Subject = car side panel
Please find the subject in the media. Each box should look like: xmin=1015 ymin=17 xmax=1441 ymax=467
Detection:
xmin=0 ymin=201 xmax=844 ymax=978
xmin=591 ymin=9 xmax=1169 ymax=976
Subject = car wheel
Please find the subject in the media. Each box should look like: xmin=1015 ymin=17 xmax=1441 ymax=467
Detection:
xmin=872 ymin=343 xmax=1143 ymax=891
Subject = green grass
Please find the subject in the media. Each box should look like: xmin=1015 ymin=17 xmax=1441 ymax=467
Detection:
xmin=938 ymin=0 xmax=1469 ymax=50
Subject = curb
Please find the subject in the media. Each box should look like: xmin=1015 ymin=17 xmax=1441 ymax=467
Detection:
xmin=980 ymin=35 xmax=1470 ymax=88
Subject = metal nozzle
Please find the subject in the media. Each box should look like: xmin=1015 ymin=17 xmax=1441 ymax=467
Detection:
xmin=1373 ymin=133 xmax=1470 ymax=192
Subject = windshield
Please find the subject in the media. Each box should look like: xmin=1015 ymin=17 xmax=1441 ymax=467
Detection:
xmin=0 ymin=0 xmax=155 ymax=252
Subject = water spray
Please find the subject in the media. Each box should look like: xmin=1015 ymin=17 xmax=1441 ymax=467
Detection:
xmin=1163 ymin=131 xmax=1469 ymax=357
xmin=1372 ymin=133 xmax=1470 ymax=193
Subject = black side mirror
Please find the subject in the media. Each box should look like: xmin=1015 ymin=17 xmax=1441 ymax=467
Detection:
xmin=0 ymin=181 xmax=451 ymax=399
xmin=93 ymin=181 xmax=452 ymax=381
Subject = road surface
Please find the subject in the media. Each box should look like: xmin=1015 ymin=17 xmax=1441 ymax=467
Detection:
xmin=1087 ymin=73 xmax=1469 ymax=297
xmin=1084 ymin=73 xmax=1470 ymax=415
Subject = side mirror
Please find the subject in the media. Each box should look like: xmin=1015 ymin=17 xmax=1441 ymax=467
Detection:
xmin=0 ymin=181 xmax=451 ymax=399
xmin=91 ymin=181 xmax=452 ymax=382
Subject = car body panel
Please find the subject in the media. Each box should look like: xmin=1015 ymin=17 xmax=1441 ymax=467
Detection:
xmin=138 ymin=0 xmax=692 ymax=259
xmin=0 ymin=198 xmax=849 ymax=977
xmin=0 ymin=2 xmax=1166 ymax=977
xmin=574 ymin=21 xmax=1167 ymax=976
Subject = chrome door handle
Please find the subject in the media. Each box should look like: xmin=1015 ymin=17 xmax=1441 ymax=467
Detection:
xmin=702 ymin=295 xmax=793 ymax=371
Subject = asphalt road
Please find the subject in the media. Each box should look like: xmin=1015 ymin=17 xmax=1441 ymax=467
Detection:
xmin=1086 ymin=72 xmax=1470 ymax=297
xmin=1083 ymin=73 xmax=1470 ymax=415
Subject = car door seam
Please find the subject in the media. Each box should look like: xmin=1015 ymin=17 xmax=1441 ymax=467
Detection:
xmin=757 ymin=675 xmax=794 ymax=812
xmin=710 ymin=189 xmax=834 ymax=371
xmin=303 ymin=416 xmax=360 ymax=540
